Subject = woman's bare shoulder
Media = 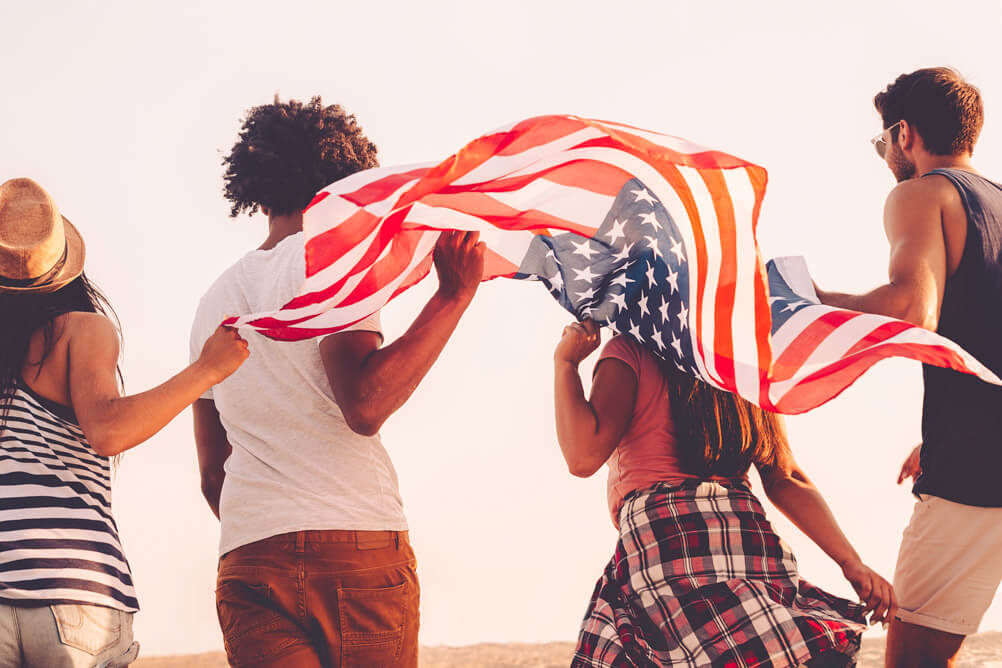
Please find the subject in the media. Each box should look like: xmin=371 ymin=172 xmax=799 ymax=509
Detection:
xmin=54 ymin=312 xmax=119 ymax=348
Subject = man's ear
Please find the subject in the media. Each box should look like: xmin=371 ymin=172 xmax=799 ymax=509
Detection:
xmin=898 ymin=120 xmax=917 ymax=151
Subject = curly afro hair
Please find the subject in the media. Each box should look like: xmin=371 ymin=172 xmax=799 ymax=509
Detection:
xmin=222 ymin=96 xmax=379 ymax=217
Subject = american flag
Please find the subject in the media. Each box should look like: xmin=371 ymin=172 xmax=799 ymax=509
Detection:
xmin=226 ymin=115 xmax=1000 ymax=413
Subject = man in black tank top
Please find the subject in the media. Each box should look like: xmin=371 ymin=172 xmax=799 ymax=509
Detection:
xmin=815 ymin=68 xmax=1001 ymax=667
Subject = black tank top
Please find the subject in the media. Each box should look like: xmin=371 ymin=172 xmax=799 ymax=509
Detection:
xmin=915 ymin=168 xmax=1002 ymax=507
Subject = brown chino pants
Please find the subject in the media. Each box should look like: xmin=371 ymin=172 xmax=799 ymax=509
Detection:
xmin=216 ymin=530 xmax=419 ymax=668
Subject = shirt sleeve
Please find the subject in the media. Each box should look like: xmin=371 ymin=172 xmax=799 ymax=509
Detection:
xmin=596 ymin=335 xmax=642 ymax=379
xmin=342 ymin=311 xmax=384 ymax=340
xmin=189 ymin=302 xmax=215 ymax=401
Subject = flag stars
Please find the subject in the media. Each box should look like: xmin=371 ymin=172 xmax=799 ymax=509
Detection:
xmin=606 ymin=219 xmax=628 ymax=244
xmin=639 ymin=211 xmax=659 ymax=229
xmin=782 ymin=300 xmax=809 ymax=313
xmin=572 ymin=239 xmax=598 ymax=260
xmin=547 ymin=269 xmax=563 ymax=292
xmin=666 ymin=268 xmax=679 ymax=293
xmin=610 ymin=271 xmax=633 ymax=288
xmin=658 ymin=298 xmax=672 ymax=323
xmin=645 ymin=263 xmax=657 ymax=286
xmin=638 ymin=292 xmax=650 ymax=318
xmin=629 ymin=320 xmax=643 ymax=340
xmin=632 ymin=188 xmax=656 ymax=206
xmin=669 ymin=238 xmax=685 ymax=264
xmin=573 ymin=266 xmax=598 ymax=283
xmin=610 ymin=292 xmax=628 ymax=312
xmin=651 ymin=330 xmax=665 ymax=350
xmin=647 ymin=237 xmax=664 ymax=261
xmin=612 ymin=242 xmax=634 ymax=264
xmin=677 ymin=304 xmax=689 ymax=330
xmin=671 ymin=334 xmax=684 ymax=357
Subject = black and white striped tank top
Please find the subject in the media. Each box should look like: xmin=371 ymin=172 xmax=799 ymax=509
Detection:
xmin=0 ymin=380 xmax=138 ymax=611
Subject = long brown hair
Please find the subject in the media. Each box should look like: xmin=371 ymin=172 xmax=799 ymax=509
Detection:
xmin=664 ymin=365 xmax=790 ymax=477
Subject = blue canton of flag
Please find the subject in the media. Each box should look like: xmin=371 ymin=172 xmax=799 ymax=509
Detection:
xmin=766 ymin=260 xmax=814 ymax=332
xmin=515 ymin=178 xmax=697 ymax=372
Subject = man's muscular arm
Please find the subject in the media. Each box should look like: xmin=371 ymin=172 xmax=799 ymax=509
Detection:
xmin=816 ymin=179 xmax=947 ymax=331
xmin=319 ymin=231 xmax=486 ymax=436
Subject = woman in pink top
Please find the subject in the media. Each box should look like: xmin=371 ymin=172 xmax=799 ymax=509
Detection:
xmin=554 ymin=320 xmax=895 ymax=668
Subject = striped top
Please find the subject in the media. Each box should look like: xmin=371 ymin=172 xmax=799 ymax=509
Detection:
xmin=0 ymin=380 xmax=138 ymax=611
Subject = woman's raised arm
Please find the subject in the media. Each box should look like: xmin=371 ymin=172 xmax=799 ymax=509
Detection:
xmin=553 ymin=320 xmax=637 ymax=478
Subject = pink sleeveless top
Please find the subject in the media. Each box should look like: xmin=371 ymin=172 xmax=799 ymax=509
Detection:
xmin=598 ymin=335 xmax=743 ymax=527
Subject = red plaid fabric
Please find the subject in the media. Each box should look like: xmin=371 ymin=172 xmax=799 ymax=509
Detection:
xmin=572 ymin=480 xmax=865 ymax=668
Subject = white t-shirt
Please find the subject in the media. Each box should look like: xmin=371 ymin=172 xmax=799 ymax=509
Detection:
xmin=189 ymin=233 xmax=407 ymax=556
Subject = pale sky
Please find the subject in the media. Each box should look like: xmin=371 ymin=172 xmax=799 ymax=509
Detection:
xmin=2 ymin=0 xmax=1002 ymax=657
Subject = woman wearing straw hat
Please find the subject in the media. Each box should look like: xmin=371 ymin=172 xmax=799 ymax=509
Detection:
xmin=0 ymin=178 xmax=249 ymax=667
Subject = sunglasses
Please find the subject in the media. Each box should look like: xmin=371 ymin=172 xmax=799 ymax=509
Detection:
xmin=870 ymin=120 xmax=902 ymax=159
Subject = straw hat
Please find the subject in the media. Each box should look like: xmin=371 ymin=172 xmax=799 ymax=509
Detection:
xmin=0 ymin=178 xmax=85 ymax=293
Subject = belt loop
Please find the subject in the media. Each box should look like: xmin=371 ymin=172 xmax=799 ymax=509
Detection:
xmin=295 ymin=532 xmax=306 ymax=554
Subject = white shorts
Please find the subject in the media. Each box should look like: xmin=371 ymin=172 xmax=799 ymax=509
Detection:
xmin=893 ymin=494 xmax=1002 ymax=635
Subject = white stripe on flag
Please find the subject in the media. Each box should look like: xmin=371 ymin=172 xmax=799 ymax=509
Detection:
xmin=450 ymin=127 xmax=604 ymax=186
xmin=724 ymin=167 xmax=762 ymax=403
xmin=402 ymin=203 xmax=537 ymax=267
xmin=276 ymin=231 xmax=442 ymax=331
xmin=485 ymin=178 xmax=615 ymax=234
xmin=678 ymin=165 xmax=725 ymax=387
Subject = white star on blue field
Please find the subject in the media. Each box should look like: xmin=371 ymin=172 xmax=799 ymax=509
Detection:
xmin=765 ymin=261 xmax=815 ymax=329
xmin=514 ymin=178 xmax=696 ymax=372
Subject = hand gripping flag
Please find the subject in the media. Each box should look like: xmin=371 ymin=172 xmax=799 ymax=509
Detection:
xmin=226 ymin=115 xmax=1001 ymax=413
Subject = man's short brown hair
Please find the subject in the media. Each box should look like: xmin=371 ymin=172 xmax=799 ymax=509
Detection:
xmin=874 ymin=67 xmax=984 ymax=156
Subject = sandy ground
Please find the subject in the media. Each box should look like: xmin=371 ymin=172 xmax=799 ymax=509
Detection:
xmin=132 ymin=633 xmax=1002 ymax=667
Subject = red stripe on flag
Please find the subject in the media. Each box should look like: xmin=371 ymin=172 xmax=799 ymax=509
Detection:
xmin=340 ymin=228 xmax=430 ymax=307
xmin=436 ymin=159 xmax=630 ymax=198
xmin=495 ymin=116 xmax=587 ymax=156
xmin=573 ymin=133 xmax=759 ymax=173
xmin=700 ymin=169 xmax=738 ymax=390
xmin=288 ymin=207 xmax=414 ymax=309
xmin=339 ymin=167 xmax=430 ymax=207
xmin=481 ymin=248 xmax=520 ymax=277
xmin=305 ymin=205 xmax=382 ymax=277
xmin=844 ymin=320 xmax=914 ymax=356
xmin=388 ymin=255 xmax=435 ymax=301
xmin=772 ymin=311 xmax=859 ymax=381
xmin=652 ymin=163 xmax=714 ymax=382
xmin=775 ymin=342 xmax=971 ymax=414
xmin=304 ymin=191 xmax=330 ymax=212
xmin=540 ymin=161 xmax=631 ymax=197
xmin=411 ymin=191 xmax=599 ymax=237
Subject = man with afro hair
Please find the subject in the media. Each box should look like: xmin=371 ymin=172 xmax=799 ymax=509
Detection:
xmin=189 ymin=96 xmax=484 ymax=667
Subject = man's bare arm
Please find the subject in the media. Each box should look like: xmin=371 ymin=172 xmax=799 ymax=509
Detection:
xmin=193 ymin=399 xmax=231 ymax=519
xmin=319 ymin=231 xmax=485 ymax=436
xmin=816 ymin=179 xmax=947 ymax=331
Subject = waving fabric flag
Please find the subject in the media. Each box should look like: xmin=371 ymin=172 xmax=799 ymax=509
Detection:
xmin=226 ymin=114 xmax=1000 ymax=413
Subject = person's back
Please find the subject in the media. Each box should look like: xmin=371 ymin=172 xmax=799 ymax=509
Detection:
xmin=191 ymin=232 xmax=404 ymax=556
xmin=812 ymin=67 xmax=1001 ymax=667
xmin=0 ymin=177 xmax=246 ymax=668
xmin=552 ymin=324 xmax=893 ymax=668
xmin=193 ymin=96 xmax=485 ymax=668
xmin=918 ymin=169 xmax=1002 ymax=505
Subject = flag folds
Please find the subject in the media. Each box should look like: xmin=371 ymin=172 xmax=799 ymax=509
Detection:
xmin=226 ymin=115 xmax=1000 ymax=413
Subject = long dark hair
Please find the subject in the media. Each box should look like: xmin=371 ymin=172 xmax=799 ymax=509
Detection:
xmin=664 ymin=365 xmax=790 ymax=477
xmin=0 ymin=273 xmax=120 ymax=416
